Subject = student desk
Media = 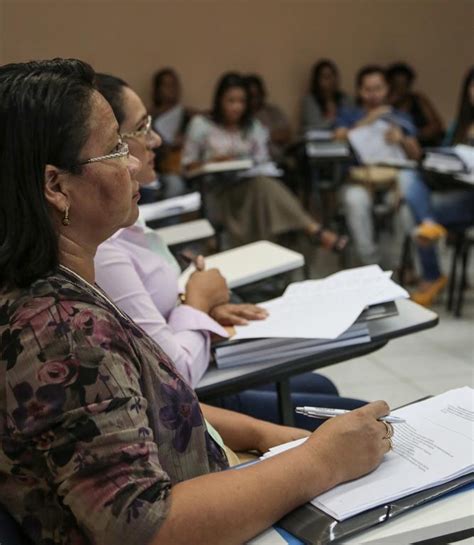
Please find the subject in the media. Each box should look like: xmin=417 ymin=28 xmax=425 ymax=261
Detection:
xmin=250 ymin=485 xmax=473 ymax=544
xmin=195 ymin=300 xmax=438 ymax=426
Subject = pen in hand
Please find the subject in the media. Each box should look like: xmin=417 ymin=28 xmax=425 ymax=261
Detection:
xmin=179 ymin=251 xmax=206 ymax=271
xmin=295 ymin=406 xmax=405 ymax=424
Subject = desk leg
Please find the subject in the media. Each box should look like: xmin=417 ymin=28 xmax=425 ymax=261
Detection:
xmin=276 ymin=379 xmax=295 ymax=426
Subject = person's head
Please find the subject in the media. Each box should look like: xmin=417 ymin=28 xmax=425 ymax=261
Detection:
xmin=96 ymin=73 xmax=162 ymax=185
xmin=0 ymin=58 xmax=141 ymax=288
xmin=245 ymin=74 xmax=266 ymax=114
xmin=211 ymin=72 xmax=253 ymax=129
xmin=311 ymin=59 xmax=340 ymax=97
xmin=453 ymin=66 xmax=474 ymax=144
xmin=152 ymin=68 xmax=181 ymax=109
xmin=386 ymin=62 xmax=416 ymax=105
xmin=356 ymin=65 xmax=389 ymax=109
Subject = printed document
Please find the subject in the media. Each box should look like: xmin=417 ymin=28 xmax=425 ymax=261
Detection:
xmin=261 ymin=388 xmax=474 ymax=521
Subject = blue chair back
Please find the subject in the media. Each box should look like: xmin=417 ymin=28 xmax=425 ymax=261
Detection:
xmin=0 ymin=505 xmax=31 ymax=545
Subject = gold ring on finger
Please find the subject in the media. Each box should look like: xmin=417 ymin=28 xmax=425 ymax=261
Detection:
xmin=382 ymin=421 xmax=394 ymax=439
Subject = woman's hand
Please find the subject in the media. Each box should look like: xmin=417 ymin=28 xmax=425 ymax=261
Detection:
xmin=385 ymin=124 xmax=404 ymax=145
xmin=185 ymin=269 xmax=229 ymax=314
xmin=209 ymin=303 xmax=269 ymax=326
xmin=301 ymin=401 xmax=391 ymax=491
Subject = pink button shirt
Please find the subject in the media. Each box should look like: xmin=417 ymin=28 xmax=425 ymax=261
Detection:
xmin=95 ymin=221 xmax=228 ymax=387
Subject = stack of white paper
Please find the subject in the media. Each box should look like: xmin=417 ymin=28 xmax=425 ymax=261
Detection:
xmin=423 ymin=148 xmax=466 ymax=173
xmin=215 ymin=322 xmax=370 ymax=368
xmin=348 ymin=119 xmax=407 ymax=165
xmin=260 ymin=387 xmax=474 ymax=521
xmin=232 ymin=266 xmax=408 ymax=342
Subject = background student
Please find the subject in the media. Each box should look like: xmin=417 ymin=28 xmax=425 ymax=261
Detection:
xmin=245 ymin=73 xmax=292 ymax=162
xmin=181 ymin=71 xmax=347 ymax=251
xmin=151 ymin=67 xmax=194 ymax=197
xmin=404 ymin=67 xmax=474 ymax=306
xmin=300 ymin=59 xmax=353 ymax=134
xmin=387 ymin=62 xmax=444 ymax=147
xmin=334 ymin=65 xmax=422 ymax=266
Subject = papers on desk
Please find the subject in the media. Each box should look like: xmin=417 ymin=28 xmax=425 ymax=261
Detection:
xmin=178 ymin=241 xmax=304 ymax=292
xmin=261 ymin=387 xmax=474 ymax=522
xmin=214 ymin=322 xmax=370 ymax=368
xmin=232 ymin=266 xmax=408 ymax=342
xmin=139 ymin=192 xmax=201 ymax=222
xmin=454 ymin=144 xmax=474 ymax=171
xmin=423 ymin=145 xmax=474 ymax=174
xmin=213 ymin=266 xmax=407 ymax=368
xmin=349 ymin=120 xmax=407 ymax=165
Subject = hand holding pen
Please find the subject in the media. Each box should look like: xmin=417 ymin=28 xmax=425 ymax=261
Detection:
xmin=296 ymin=406 xmax=405 ymax=424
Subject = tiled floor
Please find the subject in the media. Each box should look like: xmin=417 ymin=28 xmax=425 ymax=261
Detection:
xmin=310 ymin=244 xmax=474 ymax=408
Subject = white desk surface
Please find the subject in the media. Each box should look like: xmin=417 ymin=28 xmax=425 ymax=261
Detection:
xmin=139 ymin=192 xmax=201 ymax=222
xmin=154 ymin=219 xmax=215 ymax=246
xmin=178 ymin=240 xmax=305 ymax=291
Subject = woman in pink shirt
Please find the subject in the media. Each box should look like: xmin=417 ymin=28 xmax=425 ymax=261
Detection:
xmin=94 ymin=74 xmax=365 ymax=429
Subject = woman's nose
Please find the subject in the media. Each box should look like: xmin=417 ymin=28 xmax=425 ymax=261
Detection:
xmin=127 ymin=153 xmax=141 ymax=177
xmin=147 ymin=129 xmax=162 ymax=149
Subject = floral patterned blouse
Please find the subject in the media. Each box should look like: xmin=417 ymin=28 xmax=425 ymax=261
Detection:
xmin=0 ymin=270 xmax=228 ymax=545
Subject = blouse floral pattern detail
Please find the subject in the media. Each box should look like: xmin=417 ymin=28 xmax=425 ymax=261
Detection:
xmin=0 ymin=271 xmax=228 ymax=545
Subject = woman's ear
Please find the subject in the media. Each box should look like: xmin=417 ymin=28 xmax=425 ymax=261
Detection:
xmin=43 ymin=164 xmax=69 ymax=214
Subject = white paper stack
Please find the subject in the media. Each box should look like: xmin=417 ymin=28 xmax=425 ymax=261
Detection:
xmin=213 ymin=266 xmax=408 ymax=368
xmin=348 ymin=119 xmax=407 ymax=165
xmin=260 ymin=387 xmax=474 ymax=522
xmin=423 ymin=148 xmax=466 ymax=173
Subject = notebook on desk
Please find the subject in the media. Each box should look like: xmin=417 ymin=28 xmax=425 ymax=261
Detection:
xmin=269 ymin=388 xmax=474 ymax=545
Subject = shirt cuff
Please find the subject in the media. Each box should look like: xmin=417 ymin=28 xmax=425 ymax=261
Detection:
xmin=168 ymin=305 xmax=229 ymax=338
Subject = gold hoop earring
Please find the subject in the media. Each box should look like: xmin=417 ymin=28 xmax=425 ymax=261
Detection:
xmin=62 ymin=207 xmax=70 ymax=226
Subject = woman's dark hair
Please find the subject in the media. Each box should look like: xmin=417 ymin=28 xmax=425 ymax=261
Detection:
xmin=245 ymin=74 xmax=266 ymax=100
xmin=152 ymin=68 xmax=179 ymax=109
xmin=453 ymin=66 xmax=474 ymax=144
xmin=386 ymin=62 xmax=416 ymax=85
xmin=210 ymin=72 xmax=253 ymax=130
xmin=355 ymin=65 xmax=387 ymax=88
xmin=310 ymin=59 xmax=343 ymax=114
xmin=0 ymin=58 xmax=95 ymax=288
xmin=95 ymin=73 xmax=129 ymax=125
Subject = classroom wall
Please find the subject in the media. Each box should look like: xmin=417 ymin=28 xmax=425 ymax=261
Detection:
xmin=2 ymin=0 xmax=473 ymax=129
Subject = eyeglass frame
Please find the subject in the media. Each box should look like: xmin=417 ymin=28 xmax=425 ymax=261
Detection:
xmin=121 ymin=115 xmax=152 ymax=140
xmin=78 ymin=137 xmax=130 ymax=166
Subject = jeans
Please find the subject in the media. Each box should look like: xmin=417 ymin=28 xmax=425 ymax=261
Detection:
xmin=211 ymin=372 xmax=365 ymax=431
xmin=401 ymin=170 xmax=474 ymax=281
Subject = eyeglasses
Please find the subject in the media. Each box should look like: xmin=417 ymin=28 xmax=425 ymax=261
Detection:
xmin=121 ymin=115 xmax=152 ymax=140
xmin=79 ymin=138 xmax=130 ymax=165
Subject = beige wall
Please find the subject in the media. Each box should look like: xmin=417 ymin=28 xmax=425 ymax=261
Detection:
xmin=2 ymin=0 xmax=473 ymax=129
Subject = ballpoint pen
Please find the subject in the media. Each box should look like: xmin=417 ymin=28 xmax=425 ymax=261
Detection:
xmin=295 ymin=406 xmax=405 ymax=424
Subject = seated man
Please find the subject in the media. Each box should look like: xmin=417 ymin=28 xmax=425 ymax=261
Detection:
xmin=334 ymin=65 xmax=422 ymax=266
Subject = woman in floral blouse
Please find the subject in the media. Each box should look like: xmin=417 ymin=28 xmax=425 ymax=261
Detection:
xmin=0 ymin=58 xmax=392 ymax=545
